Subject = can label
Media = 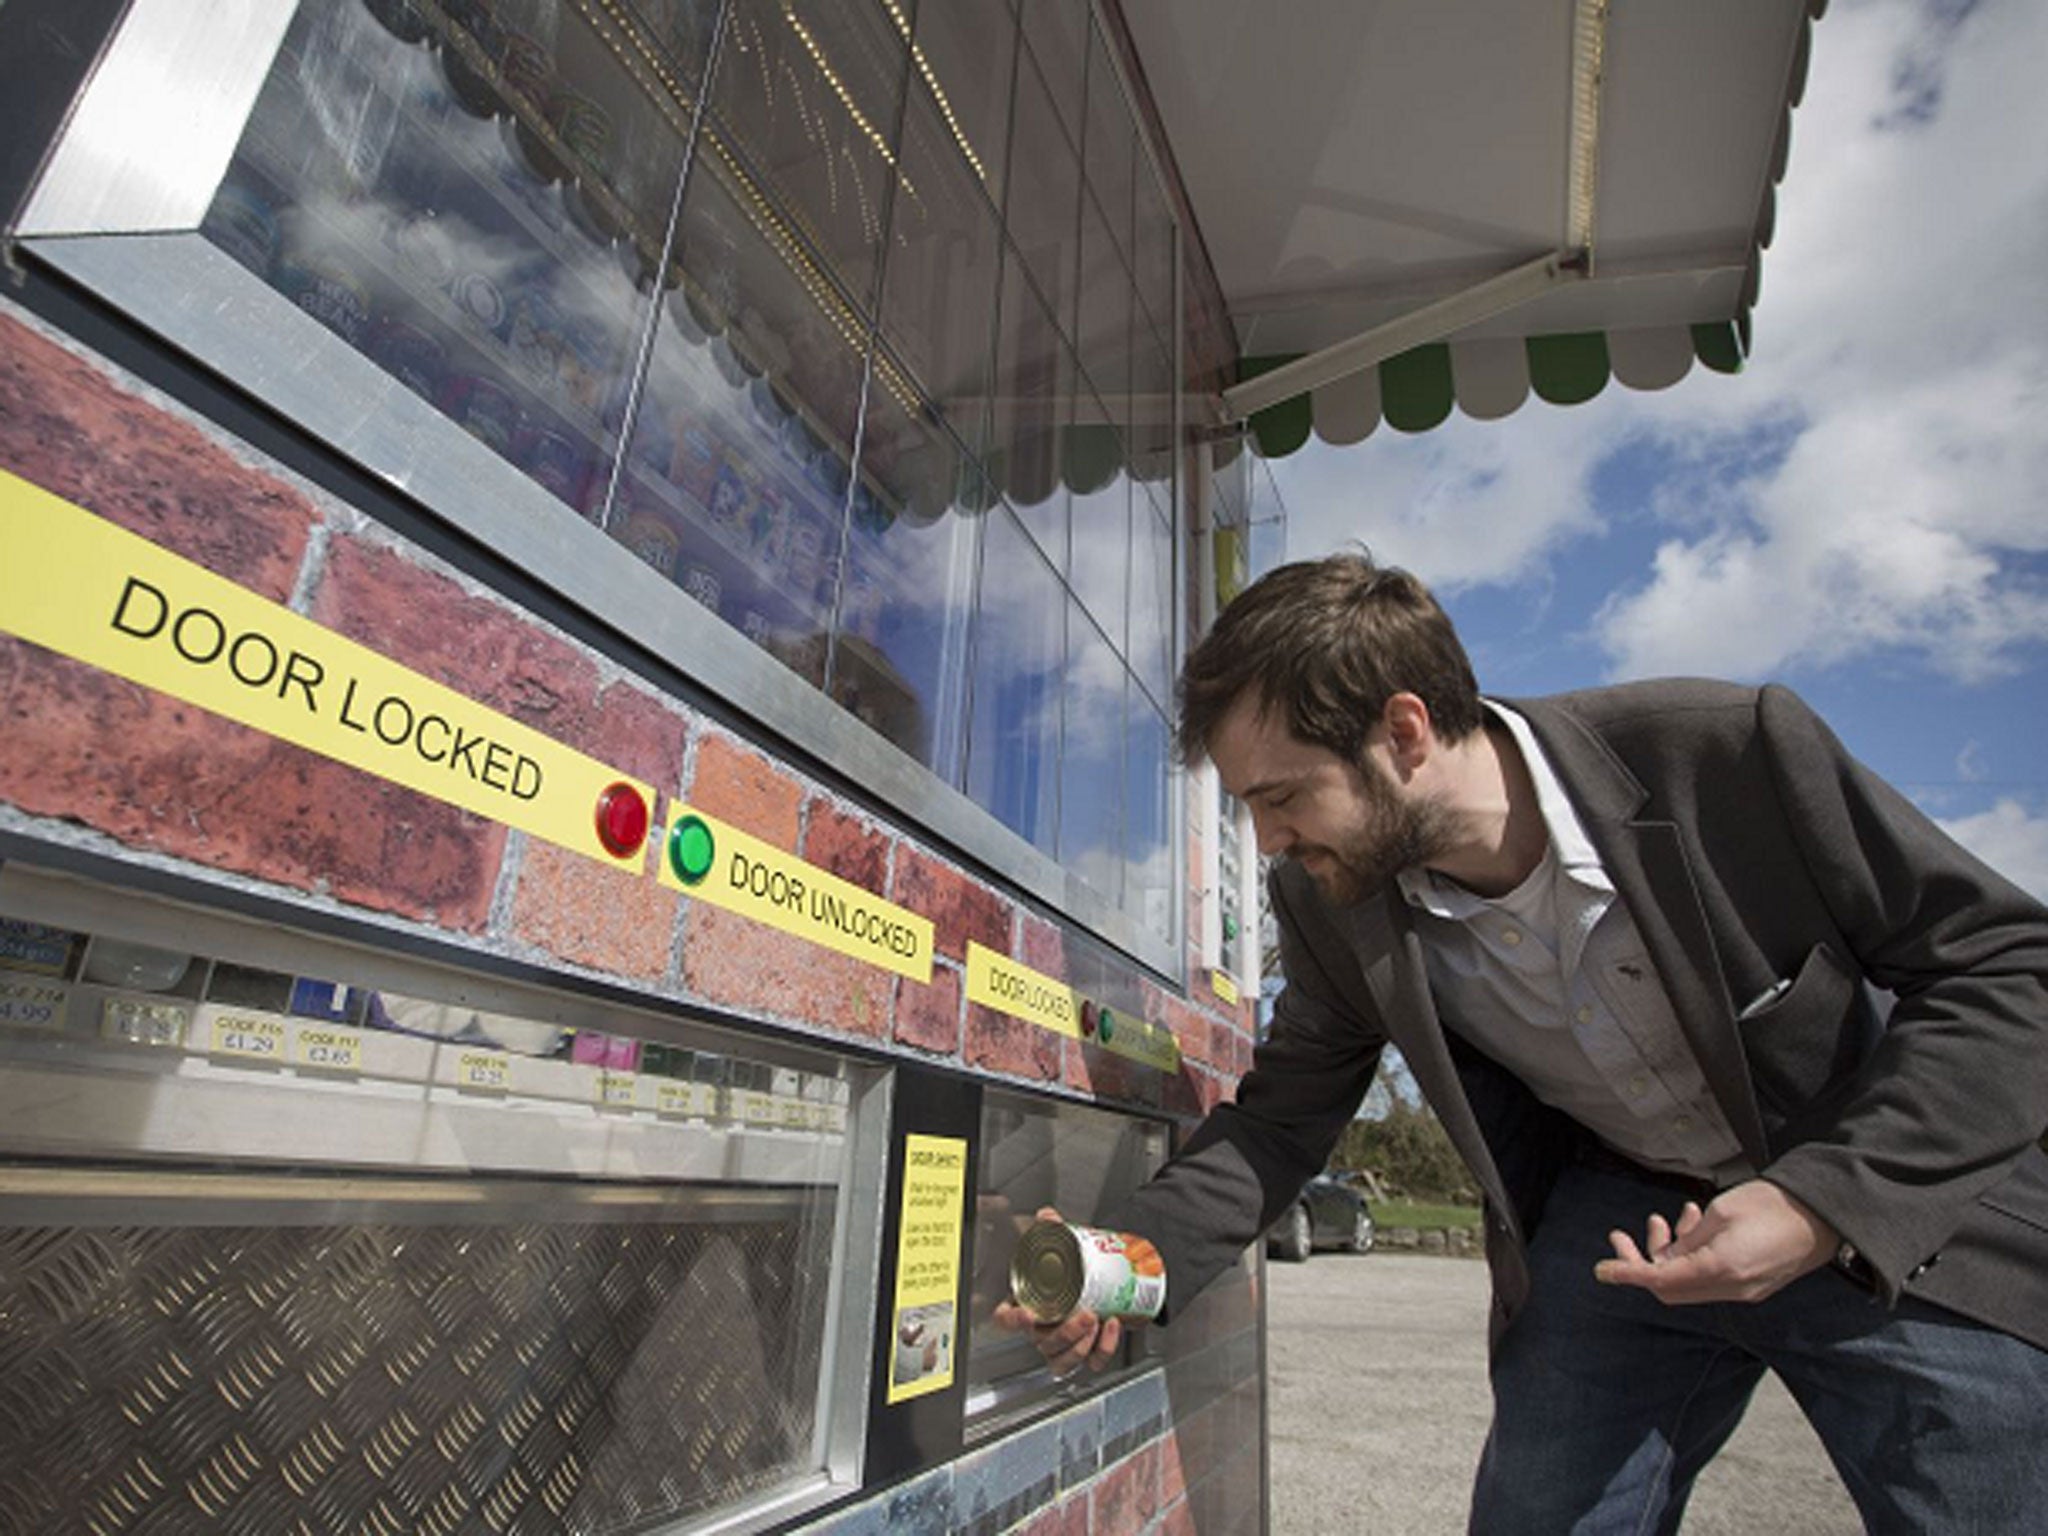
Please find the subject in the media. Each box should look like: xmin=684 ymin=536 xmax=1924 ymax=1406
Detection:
xmin=1010 ymin=1219 xmax=1166 ymax=1325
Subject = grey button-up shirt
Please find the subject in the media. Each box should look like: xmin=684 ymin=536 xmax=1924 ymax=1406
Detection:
xmin=1396 ymin=702 xmax=1752 ymax=1184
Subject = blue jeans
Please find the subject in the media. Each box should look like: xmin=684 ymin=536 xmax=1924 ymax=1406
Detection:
xmin=1470 ymin=1163 xmax=2048 ymax=1534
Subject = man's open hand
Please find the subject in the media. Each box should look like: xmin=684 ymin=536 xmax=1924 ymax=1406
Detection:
xmin=1594 ymin=1179 xmax=1838 ymax=1304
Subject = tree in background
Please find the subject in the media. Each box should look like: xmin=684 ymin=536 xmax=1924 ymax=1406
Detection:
xmin=1329 ymin=1049 xmax=1477 ymax=1204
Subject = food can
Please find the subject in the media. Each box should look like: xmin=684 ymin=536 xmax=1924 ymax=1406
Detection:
xmin=370 ymin=316 xmax=449 ymax=402
xmin=442 ymin=373 xmax=523 ymax=456
xmin=679 ymin=563 xmax=722 ymax=613
xmin=1009 ymin=1219 xmax=1167 ymax=1325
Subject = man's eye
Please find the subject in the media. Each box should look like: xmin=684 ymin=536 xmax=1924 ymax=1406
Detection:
xmin=1267 ymin=792 xmax=1293 ymax=809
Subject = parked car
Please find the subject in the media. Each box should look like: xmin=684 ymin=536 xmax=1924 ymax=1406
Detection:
xmin=1266 ymin=1174 xmax=1376 ymax=1262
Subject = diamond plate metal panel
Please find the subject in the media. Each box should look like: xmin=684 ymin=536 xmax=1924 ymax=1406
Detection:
xmin=0 ymin=1207 xmax=835 ymax=1535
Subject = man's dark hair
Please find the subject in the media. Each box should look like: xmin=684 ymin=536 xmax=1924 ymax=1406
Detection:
xmin=1175 ymin=553 xmax=1484 ymax=765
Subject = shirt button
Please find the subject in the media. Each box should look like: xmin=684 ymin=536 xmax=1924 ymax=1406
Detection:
xmin=1501 ymin=929 xmax=1522 ymax=947
xmin=1627 ymin=1073 xmax=1649 ymax=1097
xmin=1576 ymin=1005 xmax=1593 ymax=1025
xmin=1675 ymin=1115 xmax=1695 ymax=1134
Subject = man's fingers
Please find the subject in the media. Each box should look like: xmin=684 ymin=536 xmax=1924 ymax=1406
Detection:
xmin=1605 ymin=1228 xmax=1648 ymax=1265
xmin=1645 ymin=1212 xmax=1674 ymax=1259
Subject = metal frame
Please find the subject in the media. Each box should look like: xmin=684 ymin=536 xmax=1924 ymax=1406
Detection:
xmin=12 ymin=0 xmax=1185 ymax=978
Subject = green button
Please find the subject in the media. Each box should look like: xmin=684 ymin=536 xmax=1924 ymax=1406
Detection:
xmin=668 ymin=815 xmax=716 ymax=885
xmin=1098 ymin=1007 xmax=1115 ymax=1043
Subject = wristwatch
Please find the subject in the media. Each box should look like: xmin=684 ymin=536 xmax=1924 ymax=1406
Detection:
xmin=1834 ymin=1239 xmax=1877 ymax=1291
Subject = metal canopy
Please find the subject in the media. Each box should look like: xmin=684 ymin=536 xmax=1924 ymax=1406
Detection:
xmin=1119 ymin=0 xmax=1825 ymax=452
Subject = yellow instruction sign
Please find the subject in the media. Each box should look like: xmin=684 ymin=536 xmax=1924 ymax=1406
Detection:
xmin=887 ymin=1133 xmax=966 ymax=1404
xmin=965 ymin=942 xmax=1080 ymax=1037
xmin=0 ymin=472 xmax=652 ymax=869
xmin=658 ymin=805 xmax=933 ymax=982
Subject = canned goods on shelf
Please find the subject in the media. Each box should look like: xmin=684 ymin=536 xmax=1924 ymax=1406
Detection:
xmin=520 ymin=427 xmax=591 ymax=504
xmin=616 ymin=494 xmax=684 ymax=575
xmin=369 ymin=316 xmax=449 ymax=402
xmin=442 ymin=373 xmax=524 ymax=456
xmin=1009 ymin=1219 xmax=1167 ymax=1325
xmin=679 ymin=563 xmax=723 ymax=614
xmin=280 ymin=254 xmax=373 ymax=348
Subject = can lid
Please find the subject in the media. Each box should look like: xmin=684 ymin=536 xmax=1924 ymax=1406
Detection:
xmin=1009 ymin=1218 xmax=1084 ymax=1324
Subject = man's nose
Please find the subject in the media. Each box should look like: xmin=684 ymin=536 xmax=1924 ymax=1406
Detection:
xmin=1250 ymin=810 xmax=1290 ymax=859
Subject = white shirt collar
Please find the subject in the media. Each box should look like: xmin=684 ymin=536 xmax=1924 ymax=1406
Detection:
xmin=1396 ymin=699 xmax=1612 ymax=915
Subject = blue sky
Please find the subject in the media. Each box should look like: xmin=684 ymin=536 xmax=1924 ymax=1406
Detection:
xmin=1268 ymin=0 xmax=2048 ymax=901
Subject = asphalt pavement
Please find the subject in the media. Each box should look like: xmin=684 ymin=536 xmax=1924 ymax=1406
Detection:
xmin=1264 ymin=1250 xmax=1864 ymax=1534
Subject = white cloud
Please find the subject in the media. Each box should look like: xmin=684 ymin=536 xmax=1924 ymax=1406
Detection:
xmin=1273 ymin=0 xmax=2048 ymax=689
xmin=1595 ymin=0 xmax=2048 ymax=681
xmin=1936 ymin=798 xmax=2048 ymax=903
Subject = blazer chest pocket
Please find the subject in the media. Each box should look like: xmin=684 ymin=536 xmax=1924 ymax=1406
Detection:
xmin=1735 ymin=943 xmax=1878 ymax=1127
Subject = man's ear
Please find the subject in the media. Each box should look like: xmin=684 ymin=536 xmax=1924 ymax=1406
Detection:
xmin=1381 ymin=692 xmax=1434 ymax=772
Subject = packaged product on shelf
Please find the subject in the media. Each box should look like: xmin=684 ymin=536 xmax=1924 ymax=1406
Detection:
xmin=669 ymin=424 xmax=722 ymax=507
xmin=368 ymin=314 xmax=450 ymax=402
xmin=548 ymin=91 xmax=611 ymax=177
xmin=747 ymin=482 xmax=794 ymax=580
xmin=442 ymin=372 xmax=524 ymax=456
xmin=706 ymin=457 xmax=756 ymax=537
xmin=519 ymin=426 xmax=592 ymax=506
xmin=501 ymin=32 xmax=555 ymax=111
xmin=615 ymin=482 xmax=685 ymax=575
xmin=278 ymin=250 xmax=374 ymax=347
xmin=505 ymin=285 xmax=569 ymax=388
xmin=679 ymin=563 xmax=722 ymax=615
xmin=449 ymin=265 xmax=510 ymax=338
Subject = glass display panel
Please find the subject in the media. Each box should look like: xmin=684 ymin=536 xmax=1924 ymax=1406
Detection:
xmin=876 ymin=74 xmax=1005 ymax=466
xmin=906 ymin=0 xmax=1017 ymax=220
xmin=990 ymin=243 xmax=1078 ymax=570
xmin=1001 ymin=47 xmax=1082 ymax=348
xmin=1059 ymin=605 xmax=1125 ymax=903
xmin=1016 ymin=0 xmax=1089 ymax=150
xmin=966 ymin=510 xmax=1064 ymax=856
xmin=619 ymin=138 xmax=873 ymax=687
xmin=832 ymin=363 xmax=980 ymax=778
xmin=1068 ymin=433 xmax=1130 ymax=653
xmin=1131 ymin=491 xmax=1174 ymax=709
xmin=1135 ymin=158 xmax=1177 ymax=344
xmin=0 ymin=895 xmax=860 ymax=1534
xmin=136 ymin=0 xmax=1193 ymax=966
xmin=707 ymin=0 xmax=912 ymax=318
xmin=965 ymin=1090 xmax=1168 ymax=1428
xmin=1125 ymin=697 xmax=1174 ymax=944
xmin=203 ymin=0 xmax=713 ymax=521
xmin=1075 ymin=185 xmax=1134 ymax=422
xmin=1082 ymin=15 xmax=1136 ymax=273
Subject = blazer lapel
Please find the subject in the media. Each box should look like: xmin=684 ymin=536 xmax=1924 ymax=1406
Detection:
xmin=1513 ymin=699 xmax=1772 ymax=1165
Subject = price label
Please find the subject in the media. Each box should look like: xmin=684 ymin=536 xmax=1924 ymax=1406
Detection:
xmin=656 ymin=1080 xmax=717 ymax=1119
xmin=0 ymin=977 xmax=68 ymax=1032
xmin=294 ymin=1025 xmax=362 ymax=1073
xmin=209 ymin=1013 xmax=286 ymax=1062
xmin=599 ymin=1072 xmax=639 ymax=1108
xmin=456 ymin=1049 xmax=511 ymax=1092
xmin=740 ymin=1090 xmax=777 ymax=1127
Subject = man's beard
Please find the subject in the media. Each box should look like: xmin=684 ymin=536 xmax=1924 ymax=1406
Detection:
xmin=1294 ymin=759 xmax=1463 ymax=906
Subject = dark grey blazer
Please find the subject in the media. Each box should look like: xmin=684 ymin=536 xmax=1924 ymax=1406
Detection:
xmin=1120 ymin=680 xmax=2048 ymax=1353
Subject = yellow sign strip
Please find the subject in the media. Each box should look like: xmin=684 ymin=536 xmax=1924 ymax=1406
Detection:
xmin=0 ymin=471 xmax=652 ymax=869
xmin=658 ymin=805 xmax=934 ymax=982
xmin=966 ymin=942 xmax=1181 ymax=1072
xmin=965 ymin=941 xmax=1080 ymax=1037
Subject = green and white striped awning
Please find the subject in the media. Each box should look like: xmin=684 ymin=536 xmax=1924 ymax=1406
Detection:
xmin=1123 ymin=0 xmax=1827 ymax=454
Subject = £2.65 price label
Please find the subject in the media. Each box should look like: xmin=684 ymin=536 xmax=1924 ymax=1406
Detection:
xmin=294 ymin=1025 xmax=362 ymax=1073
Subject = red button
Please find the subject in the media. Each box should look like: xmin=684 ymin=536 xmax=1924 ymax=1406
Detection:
xmin=594 ymin=782 xmax=651 ymax=858
xmin=1080 ymin=1000 xmax=1099 ymax=1036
